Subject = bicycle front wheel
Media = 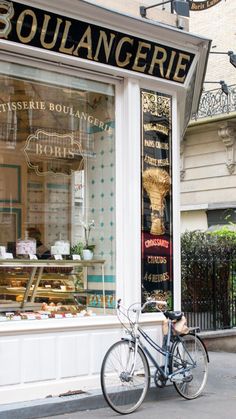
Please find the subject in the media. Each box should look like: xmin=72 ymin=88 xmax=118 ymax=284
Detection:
xmin=171 ymin=334 xmax=208 ymax=400
xmin=101 ymin=339 xmax=150 ymax=414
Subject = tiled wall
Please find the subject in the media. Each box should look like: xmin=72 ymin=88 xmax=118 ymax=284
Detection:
xmin=87 ymin=129 xmax=116 ymax=309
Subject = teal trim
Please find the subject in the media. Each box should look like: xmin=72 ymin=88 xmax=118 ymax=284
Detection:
xmin=88 ymin=120 xmax=115 ymax=134
xmin=87 ymin=290 xmax=115 ymax=295
xmin=88 ymin=275 xmax=116 ymax=283
xmin=0 ymin=164 xmax=21 ymax=203
xmin=0 ymin=207 xmax=21 ymax=238
xmin=47 ymin=183 xmax=69 ymax=190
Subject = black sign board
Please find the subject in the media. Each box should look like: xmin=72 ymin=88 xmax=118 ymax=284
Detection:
xmin=141 ymin=89 xmax=173 ymax=306
xmin=0 ymin=1 xmax=194 ymax=83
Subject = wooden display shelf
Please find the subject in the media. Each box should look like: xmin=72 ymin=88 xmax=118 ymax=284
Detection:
xmin=0 ymin=302 xmax=42 ymax=312
xmin=0 ymin=259 xmax=106 ymax=312
xmin=0 ymin=259 xmax=105 ymax=268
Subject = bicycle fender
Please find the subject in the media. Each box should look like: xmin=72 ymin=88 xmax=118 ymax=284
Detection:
xmin=188 ymin=333 xmax=210 ymax=363
xmin=121 ymin=336 xmax=135 ymax=343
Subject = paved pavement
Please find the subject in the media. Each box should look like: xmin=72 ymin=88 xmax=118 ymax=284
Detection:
xmin=1 ymin=351 xmax=236 ymax=419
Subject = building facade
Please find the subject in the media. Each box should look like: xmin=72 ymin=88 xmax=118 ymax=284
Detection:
xmin=181 ymin=0 xmax=236 ymax=232
xmin=0 ymin=0 xmax=209 ymax=403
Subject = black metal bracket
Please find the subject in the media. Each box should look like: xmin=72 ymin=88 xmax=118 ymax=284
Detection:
xmin=140 ymin=1 xmax=189 ymax=19
xmin=210 ymin=51 xmax=236 ymax=69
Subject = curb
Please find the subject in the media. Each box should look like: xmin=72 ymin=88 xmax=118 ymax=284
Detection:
xmin=0 ymin=386 xmax=165 ymax=419
xmin=0 ymin=390 xmax=107 ymax=419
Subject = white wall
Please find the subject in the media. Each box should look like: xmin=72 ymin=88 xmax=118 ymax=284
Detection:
xmin=181 ymin=120 xmax=236 ymax=208
xmin=181 ymin=210 xmax=208 ymax=233
xmin=0 ymin=316 xmax=163 ymax=404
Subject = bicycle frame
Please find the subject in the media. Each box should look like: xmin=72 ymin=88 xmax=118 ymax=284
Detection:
xmin=123 ymin=319 xmax=199 ymax=384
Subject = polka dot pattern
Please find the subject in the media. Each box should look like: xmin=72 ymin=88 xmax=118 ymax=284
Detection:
xmin=87 ymin=130 xmax=116 ymax=296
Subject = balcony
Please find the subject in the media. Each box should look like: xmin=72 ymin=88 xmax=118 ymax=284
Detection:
xmin=192 ymin=84 xmax=236 ymax=120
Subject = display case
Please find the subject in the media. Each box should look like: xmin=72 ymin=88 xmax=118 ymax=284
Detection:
xmin=0 ymin=259 xmax=106 ymax=318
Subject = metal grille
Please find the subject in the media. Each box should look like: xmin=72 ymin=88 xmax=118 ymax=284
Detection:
xmin=192 ymin=84 xmax=236 ymax=120
xmin=182 ymin=257 xmax=236 ymax=331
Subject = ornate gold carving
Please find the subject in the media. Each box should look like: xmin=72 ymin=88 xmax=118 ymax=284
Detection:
xmin=23 ymin=129 xmax=84 ymax=176
xmin=142 ymin=92 xmax=170 ymax=119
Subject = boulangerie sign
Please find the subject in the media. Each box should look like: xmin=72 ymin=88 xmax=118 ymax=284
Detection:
xmin=0 ymin=1 xmax=194 ymax=83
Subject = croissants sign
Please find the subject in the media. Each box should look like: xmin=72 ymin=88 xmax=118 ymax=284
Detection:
xmin=0 ymin=0 xmax=194 ymax=83
xmin=141 ymin=89 xmax=173 ymax=303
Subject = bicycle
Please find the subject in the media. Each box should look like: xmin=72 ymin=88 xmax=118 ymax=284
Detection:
xmin=100 ymin=299 xmax=209 ymax=415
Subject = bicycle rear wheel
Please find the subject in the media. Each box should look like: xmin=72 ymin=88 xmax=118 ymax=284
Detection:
xmin=101 ymin=339 xmax=150 ymax=414
xmin=171 ymin=334 xmax=208 ymax=399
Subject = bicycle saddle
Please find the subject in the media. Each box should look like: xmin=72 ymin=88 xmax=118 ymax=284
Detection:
xmin=164 ymin=311 xmax=183 ymax=321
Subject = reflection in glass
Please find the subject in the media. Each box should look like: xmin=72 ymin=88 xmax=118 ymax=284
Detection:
xmin=0 ymin=63 xmax=116 ymax=316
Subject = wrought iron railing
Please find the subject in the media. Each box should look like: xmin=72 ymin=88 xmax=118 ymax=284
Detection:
xmin=192 ymin=84 xmax=236 ymax=120
xmin=181 ymin=257 xmax=236 ymax=331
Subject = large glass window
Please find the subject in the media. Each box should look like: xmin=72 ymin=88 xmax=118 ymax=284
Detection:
xmin=0 ymin=62 xmax=116 ymax=319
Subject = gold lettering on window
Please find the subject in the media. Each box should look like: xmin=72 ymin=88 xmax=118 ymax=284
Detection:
xmin=40 ymin=15 xmax=63 ymax=49
xmin=94 ymin=30 xmax=116 ymax=62
xmin=16 ymin=9 xmax=37 ymax=43
xmin=115 ymin=36 xmax=133 ymax=67
xmin=173 ymin=53 xmax=191 ymax=83
xmin=148 ymin=46 xmax=167 ymax=77
xmin=59 ymin=20 xmax=74 ymax=54
xmin=73 ymin=26 xmax=93 ymax=59
xmin=132 ymin=41 xmax=151 ymax=72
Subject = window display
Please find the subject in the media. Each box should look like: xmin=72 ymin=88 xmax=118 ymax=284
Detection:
xmin=0 ymin=62 xmax=116 ymax=319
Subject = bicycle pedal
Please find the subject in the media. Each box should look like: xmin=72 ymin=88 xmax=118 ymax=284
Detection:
xmin=171 ymin=373 xmax=192 ymax=383
xmin=171 ymin=373 xmax=184 ymax=383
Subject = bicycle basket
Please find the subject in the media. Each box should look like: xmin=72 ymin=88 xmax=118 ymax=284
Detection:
xmin=173 ymin=315 xmax=189 ymax=335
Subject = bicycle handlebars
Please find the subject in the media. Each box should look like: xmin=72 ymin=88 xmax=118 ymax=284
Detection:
xmin=140 ymin=299 xmax=167 ymax=312
xmin=117 ymin=298 xmax=167 ymax=312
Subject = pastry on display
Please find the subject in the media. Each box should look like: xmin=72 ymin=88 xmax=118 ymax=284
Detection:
xmin=0 ymin=305 xmax=95 ymax=321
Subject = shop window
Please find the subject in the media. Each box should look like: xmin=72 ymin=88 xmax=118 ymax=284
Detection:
xmin=0 ymin=62 xmax=116 ymax=320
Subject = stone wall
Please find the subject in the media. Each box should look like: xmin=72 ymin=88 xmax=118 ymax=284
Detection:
xmin=200 ymin=329 xmax=236 ymax=353
xmin=84 ymin=0 xmax=182 ymax=28
xmin=189 ymin=1 xmax=236 ymax=87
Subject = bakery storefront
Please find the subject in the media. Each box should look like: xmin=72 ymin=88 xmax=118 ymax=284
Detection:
xmin=0 ymin=0 xmax=210 ymax=403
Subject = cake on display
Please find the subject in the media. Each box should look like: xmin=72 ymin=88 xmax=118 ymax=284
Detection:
xmin=16 ymin=231 xmax=36 ymax=256
xmin=0 ymin=246 xmax=6 ymax=259
xmin=51 ymin=236 xmax=70 ymax=256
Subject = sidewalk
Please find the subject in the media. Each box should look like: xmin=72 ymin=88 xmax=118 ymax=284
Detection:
xmin=0 ymin=351 xmax=236 ymax=419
